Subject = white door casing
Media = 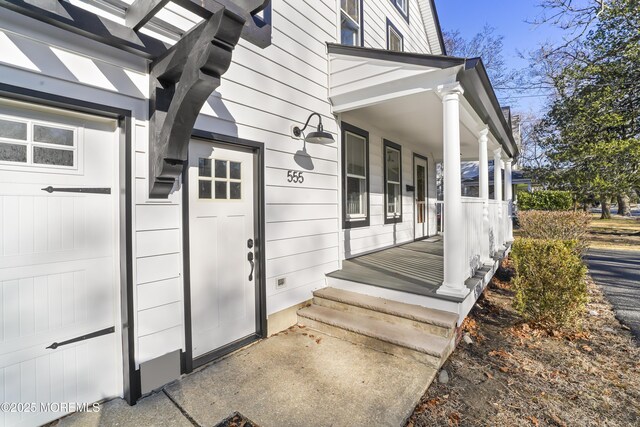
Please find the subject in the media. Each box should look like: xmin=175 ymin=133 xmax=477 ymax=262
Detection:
xmin=414 ymin=155 xmax=429 ymax=240
xmin=0 ymin=100 xmax=122 ymax=427
xmin=188 ymin=140 xmax=257 ymax=359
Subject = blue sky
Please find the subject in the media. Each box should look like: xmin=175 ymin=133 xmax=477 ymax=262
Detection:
xmin=434 ymin=0 xmax=565 ymax=114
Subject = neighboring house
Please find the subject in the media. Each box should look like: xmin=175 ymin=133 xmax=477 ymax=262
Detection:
xmin=461 ymin=162 xmax=532 ymax=198
xmin=0 ymin=0 xmax=517 ymax=425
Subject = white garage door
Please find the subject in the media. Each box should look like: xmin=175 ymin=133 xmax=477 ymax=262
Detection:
xmin=0 ymin=99 xmax=122 ymax=427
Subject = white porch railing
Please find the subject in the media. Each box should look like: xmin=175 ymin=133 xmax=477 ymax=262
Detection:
xmin=435 ymin=201 xmax=445 ymax=234
xmin=438 ymin=198 xmax=511 ymax=280
xmin=462 ymin=197 xmax=484 ymax=277
xmin=488 ymin=200 xmax=500 ymax=256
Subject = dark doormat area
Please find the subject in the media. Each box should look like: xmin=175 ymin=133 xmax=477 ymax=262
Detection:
xmin=215 ymin=412 xmax=259 ymax=427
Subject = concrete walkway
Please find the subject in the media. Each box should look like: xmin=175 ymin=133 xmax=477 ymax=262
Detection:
xmin=586 ymin=249 xmax=640 ymax=342
xmin=56 ymin=326 xmax=437 ymax=426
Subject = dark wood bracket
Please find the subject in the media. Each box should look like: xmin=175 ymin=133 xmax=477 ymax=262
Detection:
xmin=0 ymin=0 xmax=272 ymax=199
xmin=148 ymin=8 xmax=244 ymax=198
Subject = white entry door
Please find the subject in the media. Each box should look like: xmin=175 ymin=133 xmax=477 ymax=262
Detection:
xmin=188 ymin=140 xmax=257 ymax=359
xmin=0 ymin=100 xmax=122 ymax=427
xmin=414 ymin=155 xmax=429 ymax=240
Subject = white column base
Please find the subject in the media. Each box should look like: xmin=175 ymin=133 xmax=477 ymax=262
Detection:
xmin=437 ymin=283 xmax=471 ymax=298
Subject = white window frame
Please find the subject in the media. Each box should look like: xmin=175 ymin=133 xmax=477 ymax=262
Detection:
xmin=0 ymin=113 xmax=82 ymax=174
xmin=345 ymin=132 xmax=367 ymax=219
xmin=339 ymin=0 xmax=362 ymax=47
xmin=391 ymin=0 xmax=409 ymax=21
xmin=342 ymin=123 xmax=369 ymax=229
xmin=197 ymin=157 xmax=243 ymax=201
xmin=384 ymin=140 xmax=402 ymax=223
xmin=387 ymin=20 xmax=404 ymax=52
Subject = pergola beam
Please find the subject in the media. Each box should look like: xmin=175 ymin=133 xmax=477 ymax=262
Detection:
xmin=0 ymin=0 xmax=168 ymax=58
xmin=125 ymin=0 xmax=170 ymax=31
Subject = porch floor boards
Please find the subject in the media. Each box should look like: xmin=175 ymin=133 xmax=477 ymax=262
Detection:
xmin=328 ymin=238 xmax=449 ymax=300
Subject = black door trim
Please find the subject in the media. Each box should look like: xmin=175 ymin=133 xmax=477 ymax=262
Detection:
xmin=0 ymin=83 xmax=138 ymax=404
xmin=181 ymin=129 xmax=267 ymax=374
xmin=413 ymin=153 xmax=430 ymax=241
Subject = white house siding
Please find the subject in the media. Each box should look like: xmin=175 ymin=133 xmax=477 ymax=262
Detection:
xmin=196 ymin=0 xmax=342 ymax=317
xmin=0 ymin=0 xmax=439 ymax=372
xmin=363 ymin=0 xmax=432 ymax=54
xmin=339 ymin=112 xmax=437 ymax=259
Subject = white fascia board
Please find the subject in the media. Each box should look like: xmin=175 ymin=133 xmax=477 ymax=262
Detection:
xmin=329 ymin=63 xmax=460 ymax=113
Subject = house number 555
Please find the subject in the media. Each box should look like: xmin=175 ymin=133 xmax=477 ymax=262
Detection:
xmin=287 ymin=170 xmax=304 ymax=183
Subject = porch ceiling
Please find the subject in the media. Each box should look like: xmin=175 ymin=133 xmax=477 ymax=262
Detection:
xmin=327 ymin=44 xmax=518 ymax=159
xmin=343 ymin=91 xmax=480 ymax=160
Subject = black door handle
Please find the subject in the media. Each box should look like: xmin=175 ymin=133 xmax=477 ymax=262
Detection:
xmin=247 ymin=238 xmax=254 ymax=249
xmin=247 ymin=252 xmax=255 ymax=281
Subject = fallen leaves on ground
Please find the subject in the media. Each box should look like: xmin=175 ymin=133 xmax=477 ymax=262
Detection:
xmin=406 ymin=265 xmax=640 ymax=427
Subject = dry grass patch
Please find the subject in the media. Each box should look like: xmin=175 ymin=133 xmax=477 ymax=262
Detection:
xmin=587 ymin=214 xmax=640 ymax=251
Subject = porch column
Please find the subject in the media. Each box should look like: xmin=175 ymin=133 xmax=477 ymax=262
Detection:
xmin=493 ymin=149 xmax=503 ymax=248
xmin=504 ymin=159 xmax=514 ymax=241
xmin=478 ymin=128 xmax=491 ymax=263
xmin=437 ymin=83 xmax=469 ymax=298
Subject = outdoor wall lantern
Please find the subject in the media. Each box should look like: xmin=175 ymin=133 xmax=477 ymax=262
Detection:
xmin=292 ymin=112 xmax=335 ymax=144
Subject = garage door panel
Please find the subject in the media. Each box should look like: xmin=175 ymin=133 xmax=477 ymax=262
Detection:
xmin=0 ymin=334 xmax=119 ymax=427
xmin=1 ymin=260 xmax=114 ymax=353
xmin=0 ymin=100 xmax=121 ymax=425
xmin=1 ymin=194 xmax=111 ymax=259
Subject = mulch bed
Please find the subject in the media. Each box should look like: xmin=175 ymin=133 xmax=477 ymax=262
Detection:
xmin=406 ymin=261 xmax=640 ymax=427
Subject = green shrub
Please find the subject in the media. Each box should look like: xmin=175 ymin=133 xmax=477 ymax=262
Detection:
xmin=517 ymin=210 xmax=591 ymax=255
xmin=511 ymin=238 xmax=588 ymax=330
xmin=518 ymin=190 xmax=573 ymax=211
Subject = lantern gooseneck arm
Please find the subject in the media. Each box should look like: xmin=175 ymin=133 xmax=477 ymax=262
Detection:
xmin=298 ymin=112 xmax=323 ymax=133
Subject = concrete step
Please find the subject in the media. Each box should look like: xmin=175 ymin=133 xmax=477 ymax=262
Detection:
xmin=297 ymin=305 xmax=455 ymax=369
xmin=312 ymin=287 xmax=458 ymax=338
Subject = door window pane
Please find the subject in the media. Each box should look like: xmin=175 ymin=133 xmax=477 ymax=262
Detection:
xmin=0 ymin=143 xmax=27 ymax=162
xmin=417 ymin=165 xmax=426 ymax=201
xmin=215 ymin=181 xmax=227 ymax=199
xmin=0 ymin=119 xmax=27 ymax=140
xmin=199 ymin=180 xmax=212 ymax=199
xmin=33 ymin=147 xmax=73 ymax=166
xmin=215 ymin=160 xmax=227 ymax=178
xmin=33 ymin=125 xmax=74 ymax=146
xmin=230 ymin=162 xmax=241 ymax=179
xmin=230 ymin=182 xmax=242 ymax=199
xmin=199 ymin=158 xmax=211 ymax=177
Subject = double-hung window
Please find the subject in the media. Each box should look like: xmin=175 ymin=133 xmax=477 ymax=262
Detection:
xmin=387 ymin=20 xmax=404 ymax=52
xmin=342 ymin=122 xmax=369 ymax=228
xmin=391 ymin=0 xmax=409 ymax=21
xmin=384 ymin=140 xmax=402 ymax=223
xmin=340 ymin=0 xmax=362 ymax=46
